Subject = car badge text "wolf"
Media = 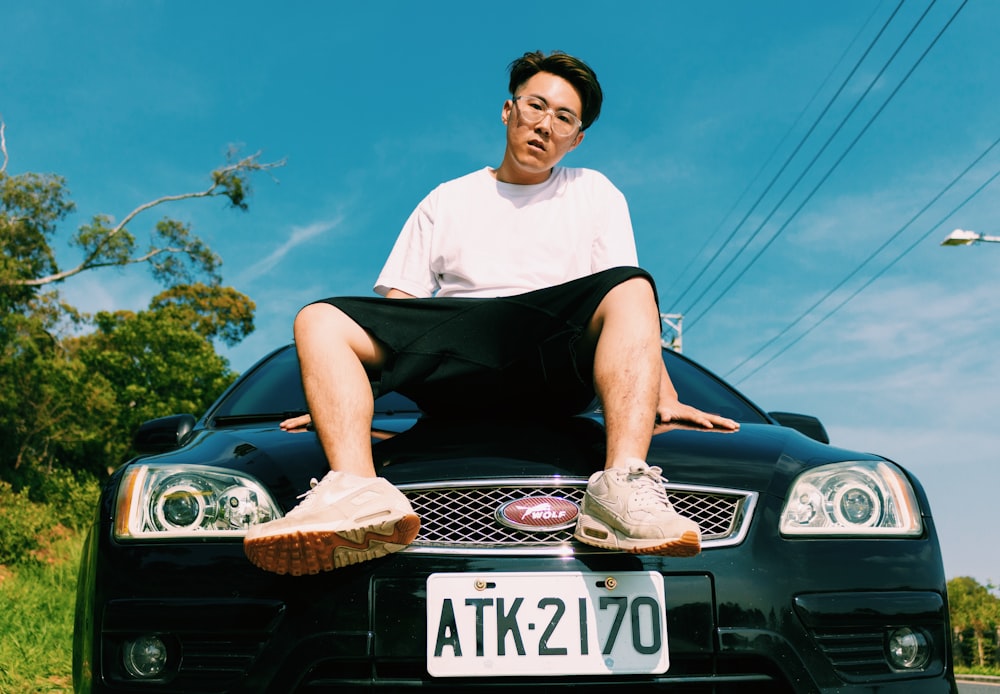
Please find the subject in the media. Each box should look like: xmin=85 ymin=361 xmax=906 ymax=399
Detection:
xmin=495 ymin=496 xmax=580 ymax=532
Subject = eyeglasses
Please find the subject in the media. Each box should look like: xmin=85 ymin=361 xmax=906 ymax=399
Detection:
xmin=512 ymin=95 xmax=582 ymax=137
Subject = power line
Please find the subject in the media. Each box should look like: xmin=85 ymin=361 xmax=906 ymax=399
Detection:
xmin=731 ymin=158 xmax=1000 ymax=386
xmin=731 ymin=162 xmax=1000 ymax=386
xmin=724 ymin=134 xmax=1000 ymax=382
xmin=661 ymin=0 xmax=888 ymax=304
xmin=669 ymin=0 xmax=907 ymax=312
xmin=686 ymin=0 xmax=962 ymax=329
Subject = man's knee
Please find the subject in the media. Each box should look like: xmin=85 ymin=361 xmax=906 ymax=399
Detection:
xmin=294 ymin=302 xmax=386 ymax=367
xmin=593 ymin=277 xmax=658 ymax=324
xmin=295 ymin=302 xmax=337 ymax=343
xmin=580 ymin=277 xmax=658 ymax=357
xmin=608 ymin=276 xmax=656 ymax=305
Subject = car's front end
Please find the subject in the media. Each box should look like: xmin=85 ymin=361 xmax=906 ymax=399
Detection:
xmin=73 ymin=346 xmax=956 ymax=693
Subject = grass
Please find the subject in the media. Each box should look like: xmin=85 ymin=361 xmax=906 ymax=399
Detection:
xmin=956 ymin=665 xmax=1000 ymax=677
xmin=0 ymin=528 xmax=82 ymax=694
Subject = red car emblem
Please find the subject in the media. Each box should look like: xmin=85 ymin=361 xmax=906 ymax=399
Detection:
xmin=495 ymin=495 xmax=580 ymax=532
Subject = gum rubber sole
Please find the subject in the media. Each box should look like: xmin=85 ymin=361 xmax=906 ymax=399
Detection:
xmin=245 ymin=514 xmax=420 ymax=576
xmin=626 ymin=530 xmax=701 ymax=557
xmin=574 ymin=515 xmax=702 ymax=557
xmin=573 ymin=528 xmax=701 ymax=557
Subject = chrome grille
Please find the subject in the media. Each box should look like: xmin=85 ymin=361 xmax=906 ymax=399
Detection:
xmin=400 ymin=478 xmax=756 ymax=555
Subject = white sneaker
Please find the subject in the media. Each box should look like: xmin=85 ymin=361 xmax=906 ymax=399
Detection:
xmin=244 ymin=471 xmax=420 ymax=575
xmin=574 ymin=460 xmax=701 ymax=556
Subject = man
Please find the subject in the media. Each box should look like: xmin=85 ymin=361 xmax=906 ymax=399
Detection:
xmin=244 ymin=50 xmax=738 ymax=576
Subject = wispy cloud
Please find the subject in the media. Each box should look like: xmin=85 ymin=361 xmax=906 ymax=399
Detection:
xmin=62 ymin=271 xmax=160 ymax=317
xmin=239 ymin=217 xmax=344 ymax=283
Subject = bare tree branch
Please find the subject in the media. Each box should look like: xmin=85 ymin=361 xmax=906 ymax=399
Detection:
xmin=6 ymin=151 xmax=285 ymax=287
xmin=0 ymin=118 xmax=8 ymax=175
xmin=39 ymin=245 xmax=195 ymax=276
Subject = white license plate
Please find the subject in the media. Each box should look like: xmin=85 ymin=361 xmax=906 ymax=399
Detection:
xmin=426 ymin=571 xmax=668 ymax=677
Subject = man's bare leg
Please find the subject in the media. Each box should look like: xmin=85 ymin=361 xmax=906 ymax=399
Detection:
xmin=573 ymin=276 xmax=701 ymax=556
xmin=293 ymin=302 xmax=386 ymax=477
xmin=583 ymin=277 xmax=661 ymax=470
xmin=583 ymin=277 xmax=740 ymax=465
xmin=244 ymin=303 xmax=419 ymax=575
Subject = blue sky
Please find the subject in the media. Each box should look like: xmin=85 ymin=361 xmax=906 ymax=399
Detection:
xmin=4 ymin=1 xmax=998 ymax=587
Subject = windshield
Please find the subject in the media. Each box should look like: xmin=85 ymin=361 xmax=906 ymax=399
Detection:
xmin=662 ymin=350 xmax=767 ymax=423
xmin=211 ymin=346 xmax=418 ymax=421
xmin=212 ymin=346 xmax=307 ymax=419
xmin=211 ymin=344 xmax=767 ymax=424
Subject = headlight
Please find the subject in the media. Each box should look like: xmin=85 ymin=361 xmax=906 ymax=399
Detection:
xmin=779 ymin=461 xmax=922 ymax=536
xmin=115 ymin=464 xmax=283 ymax=540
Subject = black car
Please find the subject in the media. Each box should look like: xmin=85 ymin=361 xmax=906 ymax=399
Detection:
xmin=73 ymin=344 xmax=956 ymax=693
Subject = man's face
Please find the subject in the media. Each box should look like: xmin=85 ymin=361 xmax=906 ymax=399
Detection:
xmin=499 ymin=71 xmax=585 ymax=184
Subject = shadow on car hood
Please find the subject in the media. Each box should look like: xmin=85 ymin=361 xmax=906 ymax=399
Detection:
xmin=156 ymin=414 xmax=879 ymax=512
xmin=369 ymin=415 xmax=876 ymax=496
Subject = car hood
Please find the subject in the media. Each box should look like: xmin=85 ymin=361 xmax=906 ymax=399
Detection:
xmin=141 ymin=415 xmax=882 ymax=509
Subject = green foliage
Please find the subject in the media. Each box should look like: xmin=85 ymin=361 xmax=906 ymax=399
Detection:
xmin=0 ymin=282 xmax=248 ymax=481
xmin=73 ymin=212 xmax=135 ymax=267
xmin=1 ymin=140 xmax=281 ymax=294
xmin=0 ymin=171 xmax=75 ymax=311
xmin=949 ymin=576 xmax=1000 ymax=668
xmin=0 ymin=481 xmax=50 ymax=565
xmin=212 ymin=147 xmax=255 ymax=210
xmin=0 ymin=127 xmax=273 ymax=691
xmin=955 ymin=664 xmax=1000 ymax=676
xmin=0 ymin=130 xmax=269 ymax=484
xmin=150 ymin=218 xmax=222 ymax=285
xmin=72 ymin=301 xmax=240 ymax=463
xmin=0 ymin=469 xmax=99 ymax=566
xmin=29 ymin=468 xmax=101 ymax=532
xmin=149 ymin=282 xmax=255 ymax=347
xmin=0 ymin=295 xmax=118 ymax=479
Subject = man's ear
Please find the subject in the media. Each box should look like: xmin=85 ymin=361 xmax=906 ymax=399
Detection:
xmin=501 ymin=99 xmax=512 ymax=125
xmin=568 ymin=130 xmax=585 ymax=151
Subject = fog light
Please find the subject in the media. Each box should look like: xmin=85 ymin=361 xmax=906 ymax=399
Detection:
xmin=122 ymin=635 xmax=168 ymax=678
xmin=886 ymin=627 xmax=930 ymax=670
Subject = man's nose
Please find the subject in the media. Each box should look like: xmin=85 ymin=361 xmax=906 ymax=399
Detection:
xmin=535 ymin=111 xmax=553 ymax=134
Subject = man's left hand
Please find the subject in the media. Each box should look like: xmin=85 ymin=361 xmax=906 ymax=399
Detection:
xmin=280 ymin=413 xmax=312 ymax=431
xmin=657 ymin=401 xmax=740 ymax=431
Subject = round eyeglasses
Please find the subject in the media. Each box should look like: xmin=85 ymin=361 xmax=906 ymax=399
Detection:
xmin=512 ymin=96 xmax=582 ymax=137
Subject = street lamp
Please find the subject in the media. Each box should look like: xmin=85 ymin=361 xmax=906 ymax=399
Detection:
xmin=940 ymin=228 xmax=1000 ymax=246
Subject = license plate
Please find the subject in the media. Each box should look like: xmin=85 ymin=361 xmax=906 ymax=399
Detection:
xmin=426 ymin=571 xmax=668 ymax=677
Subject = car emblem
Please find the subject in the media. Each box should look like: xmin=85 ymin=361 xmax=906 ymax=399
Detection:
xmin=495 ymin=495 xmax=580 ymax=532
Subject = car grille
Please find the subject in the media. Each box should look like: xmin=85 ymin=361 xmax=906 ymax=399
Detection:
xmin=400 ymin=478 xmax=756 ymax=555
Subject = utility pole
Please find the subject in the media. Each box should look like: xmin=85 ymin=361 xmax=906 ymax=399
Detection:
xmin=660 ymin=313 xmax=683 ymax=353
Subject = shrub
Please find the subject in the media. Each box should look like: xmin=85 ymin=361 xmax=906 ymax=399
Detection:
xmin=0 ymin=470 xmax=99 ymax=565
xmin=32 ymin=467 xmax=101 ymax=531
xmin=0 ymin=481 xmax=49 ymax=565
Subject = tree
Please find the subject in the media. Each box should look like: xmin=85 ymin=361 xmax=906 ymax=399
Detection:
xmin=0 ymin=122 xmax=75 ymax=312
xmin=0 ymin=119 xmax=279 ymax=482
xmin=0 ymin=292 xmax=117 ymax=480
xmin=949 ymin=576 xmax=1000 ymax=668
xmin=72 ymin=297 xmax=244 ymax=465
xmin=1 ymin=120 xmax=282 ymax=301
xmin=149 ymin=283 xmax=255 ymax=347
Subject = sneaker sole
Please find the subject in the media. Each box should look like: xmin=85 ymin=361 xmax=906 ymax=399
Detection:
xmin=630 ymin=530 xmax=701 ymax=557
xmin=573 ymin=517 xmax=701 ymax=557
xmin=245 ymin=513 xmax=420 ymax=576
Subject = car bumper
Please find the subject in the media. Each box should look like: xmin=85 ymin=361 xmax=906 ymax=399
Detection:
xmin=75 ymin=524 xmax=956 ymax=693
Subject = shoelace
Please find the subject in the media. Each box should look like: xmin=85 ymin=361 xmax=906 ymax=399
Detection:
xmin=626 ymin=464 xmax=673 ymax=511
xmin=293 ymin=476 xmax=323 ymax=509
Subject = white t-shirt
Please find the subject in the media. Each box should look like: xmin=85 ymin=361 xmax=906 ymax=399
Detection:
xmin=374 ymin=167 xmax=638 ymax=298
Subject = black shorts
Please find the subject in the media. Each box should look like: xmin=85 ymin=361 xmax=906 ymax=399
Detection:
xmin=314 ymin=266 xmax=655 ymax=416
